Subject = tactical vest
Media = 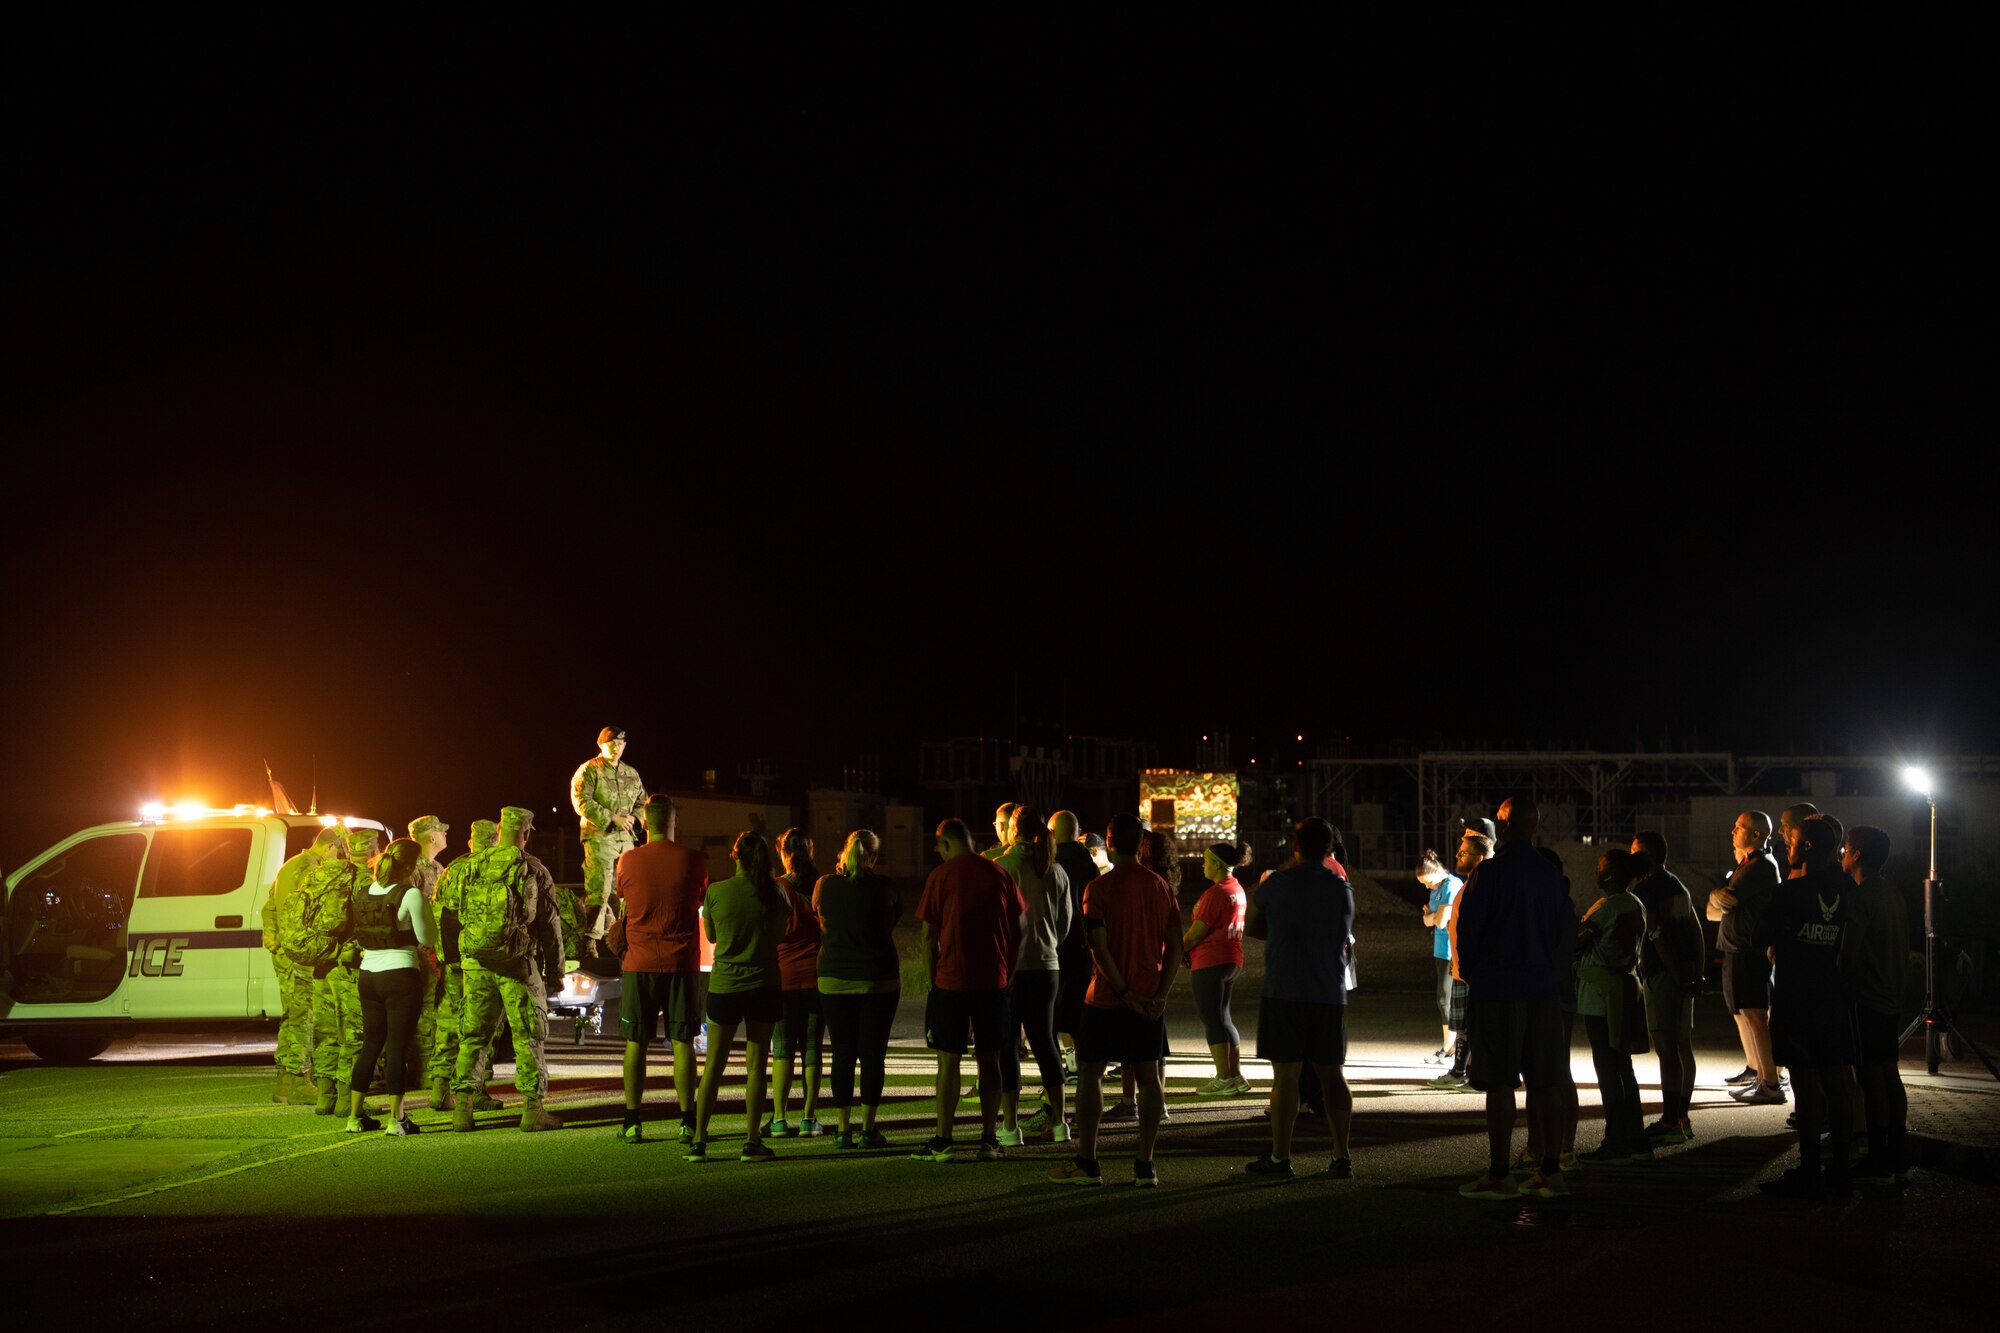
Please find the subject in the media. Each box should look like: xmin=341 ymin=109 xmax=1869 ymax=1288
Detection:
xmin=352 ymin=884 xmax=419 ymax=953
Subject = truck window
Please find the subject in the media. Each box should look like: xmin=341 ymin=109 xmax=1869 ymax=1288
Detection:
xmin=284 ymin=824 xmax=323 ymax=859
xmin=139 ymin=828 xmax=255 ymax=898
xmin=4 ymin=833 xmax=146 ymax=1004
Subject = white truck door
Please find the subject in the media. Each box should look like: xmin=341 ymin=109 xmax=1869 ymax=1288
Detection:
xmin=125 ymin=826 xmax=261 ymax=1019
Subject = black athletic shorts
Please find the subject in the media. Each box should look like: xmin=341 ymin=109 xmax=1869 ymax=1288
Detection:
xmin=1855 ymin=1005 xmax=1901 ymax=1064
xmin=620 ymin=969 xmax=703 ymax=1043
xmin=924 ymin=986 xmax=1009 ymax=1055
xmin=1721 ymin=950 xmax=1770 ymax=1012
xmin=1077 ymin=1003 xmax=1169 ymax=1068
xmin=1256 ymin=996 xmax=1348 ymax=1066
xmin=707 ymin=985 xmax=782 ymax=1027
xmin=1465 ymin=994 xmax=1569 ymax=1092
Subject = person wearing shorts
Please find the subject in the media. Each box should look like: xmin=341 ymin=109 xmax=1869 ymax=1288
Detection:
xmin=1455 ymin=798 xmax=1575 ymax=1201
xmin=767 ymin=827 xmax=826 ymax=1137
xmin=685 ymin=831 xmax=790 ymax=1163
xmin=1241 ymin=818 xmax=1356 ymax=1182
xmin=615 ymin=794 xmax=708 ymax=1145
xmin=913 ymin=819 xmax=1026 ymax=1163
xmin=1048 ymin=811 xmax=1181 ymax=1188
xmin=1710 ymin=811 xmax=1784 ymax=1105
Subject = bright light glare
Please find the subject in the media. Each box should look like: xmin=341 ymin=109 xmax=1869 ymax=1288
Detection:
xmin=171 ymin=801 xmax=207 ymax=820
xmin=1903 ymin=766 xmax=1934 ymax=797
xmin=139 ymin=801 xmax=166 ymax=820
xmin=320 ymin=815 xmax=340 ymax=827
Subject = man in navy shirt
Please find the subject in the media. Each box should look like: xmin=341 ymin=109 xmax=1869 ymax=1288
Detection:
xmin=1456 ymin=797 xmax=1573 ymax=1200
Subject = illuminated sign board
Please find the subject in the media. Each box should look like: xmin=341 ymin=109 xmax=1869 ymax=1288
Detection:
xmin=1139 ymin=770 xmax=1238 ymax=841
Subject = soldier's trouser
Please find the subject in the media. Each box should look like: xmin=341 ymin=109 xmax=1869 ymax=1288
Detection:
xmin=455 ymin=962 xmax=547 ymax=1101
xmin=579 ymin=833 xmax=634 ymax=935
xmin=310 ymin=965 xmax=359 ymax=1084
xmin=273 ymin=954 xmax=315 ymax=1075
xmin=412 ymin=969 xmax=437 ymax=1080
xmin=429 ymin=964 xmax=490 ymax=1089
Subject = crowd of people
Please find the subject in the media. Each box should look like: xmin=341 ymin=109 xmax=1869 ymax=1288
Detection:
xmin=260 ymin=725 xmax=1914 ymax=1201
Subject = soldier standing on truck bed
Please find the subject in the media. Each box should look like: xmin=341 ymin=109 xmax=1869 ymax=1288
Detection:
xmin=572 ymin=726 xmax=644 ymax=960
xmin=445 ymin=805 xmax=566 ymax=1133
xmin=265 ymin=825 xmax=348 ymax=1105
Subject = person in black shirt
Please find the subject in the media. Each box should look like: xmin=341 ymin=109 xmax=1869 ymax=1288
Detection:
xmin=1039 ymin=809 xmax=1099 ymax=1137
xmin=1708 ymin=812 xmax=1784 ymax=1105
xmin=1632 ymin=831 xmax=1702 ymax=1143
xmin=1758 ymin=814 xmax=1858 ymax=1198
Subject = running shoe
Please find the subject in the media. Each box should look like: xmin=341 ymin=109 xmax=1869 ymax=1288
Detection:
xmin=798 ymin=1119 xmax=827 ymax=1138
xmin=617 ymin=1120 xmax=642 ymax=1146
xmin=1133 ymin=1160 xmax=1159 ymax=1188
xmin=740 ymin=1140 xmax=776 ymax=1163
xmin=385 ymin=1114 xmax=421 ymax=1137
xmin=683 ymin=1141 xmax=708 ymax=1162
xmin=1722 ymin=1065 xmax=1760 ymax=1086
xmin=1244 ymin=1154 xmax=1294 ymax=1181
xmin=1425 ymin=1047 xmax=1451 ymax=1065
xmin=1105 ymin=1064 xmax=1124 ymax=1079
xmin=1021 ymin=1105 xmax=1052 ymax=1135
xmin=1104 ymin=1101 xmax=1137 ymax=1121
xmin=1195 ymin=1076 xmax=1238 ymax=1097
xmin=995 ymin=1126 xmax=1025 ymax=1147
xmin=1578 ymin=1145 xmax=1631 ymax=1166
xmin=1048 ymin=1156 xmax=1103 ymax=1186
xmin=1040 ymin=1119 xmax=1074 ymax=1143
xmin=1645 ymin=1117 xmax=1694 ymax=1144
xmin=1509 ymin=1149 xmax=1539 ymax=1176
xmin=977 ymin=1137 xmax=1006 ymax=1162
xmin=1521 ymin=1170 xmax=1569 ymax=1198
xmin=345 ymin=1113 xmax=382 ymax=1134
xmin=1459 ymin=1172 xmax=1521 ymax=1200
xmin=1560 ymin=1151 xmax=1580 ymax=1174
xmin=1734 ymin=1082 xmax=1787 ymax=1105
xmin=760 ymin=1118 xmax=798 ymax=1138
xmin=832 ymin=1131 xmax=857 ymax=1150
xmin=677 ymin=1122 xmax=695 ymax=1144
xmin=1323 ymin=1157 xmax=1354 ymax=1180
xmin=1231 ymin=1075 xmax=1254 ymax=1094
xmin=858 ymin=1131 xmax=892 ymax=1150
xmin=1424 ymin=1073 xmax=1470 ymax=1091
xmin=910 ymin=1137 xmax=954 ymax=1163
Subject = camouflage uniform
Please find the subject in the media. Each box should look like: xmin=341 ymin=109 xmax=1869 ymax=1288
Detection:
xmin=428 ymin=820 xmax=498 ymax=1097
xmin=453 ymin=811 xmax=565 ymax=1106
xmin=313 ymin=828 xmax=380 ymax=1098
xmin=571 ymin=752 xmax=644 ymax=936
xmin=265 ymin=844 xmax=330 ymax=1079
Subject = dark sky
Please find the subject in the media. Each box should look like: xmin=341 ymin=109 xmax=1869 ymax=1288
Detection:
xmin=4 ymin=38 xmax=1994 ymax=865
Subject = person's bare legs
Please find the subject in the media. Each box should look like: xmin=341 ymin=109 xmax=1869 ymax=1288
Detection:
xmin=741 ymin=1020 xmax=774 ymax=1147
xmin=933 ymin=1050 xmax=962 ymax=1142
xmin=692 ymin=1016 xmax=739 ymax=1144
xmin=1738 ymin=1008 xmax=1778 ymax=1087
xmin=1270 ymin=1062 xmax=1301 ymax=1160
xmin=1229 ymin=1043 xmax=1243 ymax=1081
xmin=671 ymin=1038 xmax=695 ymax=1127
xmin=975 ymin=1048 xmax=1002 ymax=1140
xmin=769 ymin=1042 xmax=793 ymax=1125
xmin=1316 ymin=1062 xmax=1352 ymax=1159
xmin=1485 ymin=1083 xmax=1518 ymax=1176
xmin=622 ymin=1039 xmax=647 ymax=1112
xmin=1135 ymin=1059 xmax=1165 ymax=1163
xmin=1075 ymin=1060 xmax=1107 ymax=1159
xmin=1209 ymin=1042 xmax=1231 ymax=1080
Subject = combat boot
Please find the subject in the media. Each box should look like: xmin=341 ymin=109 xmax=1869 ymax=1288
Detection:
xmin=520 ymin=1101 xmax=561 ymax=1133
xmin=313 ymin=1076 xmax=337 ymax=1115
xmin=428 ymin=1077 xmax=454 ymax=1110
xmin=470 ymin=1091 xmax=508 ymax=1112
xmin=287 ymin=1074 xmax=319 ymax=1106
xmin=452 ymin=1095 xmax=475 ymax=1134
xmin=272 ymin=1071 xmax=291 ymax=1103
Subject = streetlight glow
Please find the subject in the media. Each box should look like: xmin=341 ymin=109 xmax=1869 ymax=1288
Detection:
xmin=1904 ymin=765 xmax=1934 ymax=797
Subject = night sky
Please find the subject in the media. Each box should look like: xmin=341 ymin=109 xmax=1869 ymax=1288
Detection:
xmin=5 ymin=39 xmax=1994 ymax=865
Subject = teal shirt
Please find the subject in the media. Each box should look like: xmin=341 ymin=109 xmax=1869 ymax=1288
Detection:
xmin=705 ymin=874 xmax=788 ymax=995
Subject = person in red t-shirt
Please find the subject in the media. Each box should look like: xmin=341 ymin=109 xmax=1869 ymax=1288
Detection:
xmin=766 ymin=827 xmax=826 ymax=1137
xmin=1048 ymin=812 xmax=1183 ymax=1188
xmin=614 ymin=795 xmax=709 ymax=1145
xmin=1186 ymin=842 xmax=1249 ymax=1096
xmin=913 ymin=818 xmax=1027 ymax=1163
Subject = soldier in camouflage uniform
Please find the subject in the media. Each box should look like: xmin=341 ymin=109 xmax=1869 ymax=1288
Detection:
xmin=308 ymin=826 xmax=381 ymax=1115
xmin=264 ymin=825 xmax=348 ymax=1105
xmin=447 ymin=806 xmax=566 ymax=1132
xmin=571 ymin=726 xmax=644 ymax=956
xmin=429 ymin=818 xmax=502 ymax=1109
xmin=404 ymin=814 xmax=449 ymax=1092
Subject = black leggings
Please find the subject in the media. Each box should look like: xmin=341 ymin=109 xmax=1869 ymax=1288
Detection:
xmin=1002 ymin=968 xmax=1064 ymax=1096
xmin=822 ymin=988 xmax=900 ymax=1107
xmin=352 ymin=966 xmax=425 ymax=1097
xmin=1584 ymin=1013 xmax=1644 ymax=1151
xmin=1192 ymin=963 xmax=1241 ymax=1046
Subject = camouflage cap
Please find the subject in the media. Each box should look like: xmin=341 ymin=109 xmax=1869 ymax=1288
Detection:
xmin=346 ymin=827 xmax=382 ymax=857
xmin=499 ymin=806 xmax=535 ymax=833
xmin=408 ymin=814 xmax=449 ymax=840
xmin=469 ymin=818 xmax=498 ymax=848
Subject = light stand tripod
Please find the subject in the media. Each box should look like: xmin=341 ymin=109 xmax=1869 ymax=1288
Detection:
xmin=1896 ymin=785 xmax=1999 ymax=1079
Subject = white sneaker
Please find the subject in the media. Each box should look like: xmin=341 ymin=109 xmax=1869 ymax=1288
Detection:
xmin=1733 ymin=1081 xmax=1786 ymax=1105
xmin=995 ymin=1126 xmax=1024 ymax=1147
xmin=1195 ymin=1076 xmax=1238 ymax=1097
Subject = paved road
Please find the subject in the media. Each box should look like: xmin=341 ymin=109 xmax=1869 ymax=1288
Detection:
xmin=4 ymin=989 xmax=1996 ymax=1328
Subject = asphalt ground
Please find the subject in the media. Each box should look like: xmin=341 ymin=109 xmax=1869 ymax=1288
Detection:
xmin=4 ymin=966 xmax=1997 ymax=1330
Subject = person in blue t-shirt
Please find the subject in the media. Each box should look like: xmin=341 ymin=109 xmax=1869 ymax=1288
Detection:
xmin=1419 ymin=850 xmax=1464 ymax=1063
